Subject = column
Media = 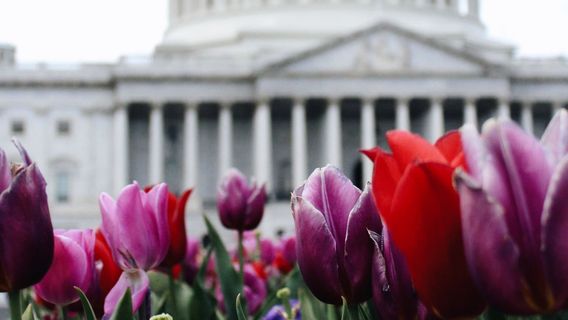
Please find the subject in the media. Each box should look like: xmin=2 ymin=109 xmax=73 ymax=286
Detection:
xmin=360 ymin=98 xmax=376 ymax=184
xmin=415 ymin=0 xmax=426 ymax=6
xmin=464 ymin=98 xmax=478 ymax=127
xmin=497 ymin=98 xmax=510 ymax=119
xmin=149 ymin=103 xmax=165 ymax=184
xmin=429 ymin=98 xmax=445 ymax=142
xmin=253 ymin=100 xmax=272 ymax=190
xmin=292 ymin=98 xmax=308 ymax=188
xmin=468 ymin=0 xmax=479 ymax=19
xmin=169 ymin=0 xmax=179 ymax=23
xmin=325 ymin=99 xmax=342 ymax=168
xmin=218 ymin=103 xmax=233 ymax=179
xmin=396 ymin=98 xmax=410 ymax=130
xmin=435 ymin=0 xmax=445 ymax=9
xmin=183 ymin=103 xmax=199 ymax=188
xmin=113 ymin=104 xmax=129 ymax=194
xmin=521 ymin=102 xmax=534 ymax=135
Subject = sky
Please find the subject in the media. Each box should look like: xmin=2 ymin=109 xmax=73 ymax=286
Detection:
xmin=0 ymin=0 xmax=567 ymax=63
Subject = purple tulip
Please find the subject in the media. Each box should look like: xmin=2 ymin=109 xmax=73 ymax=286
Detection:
xmin=216 ymin=264 xmax=267 ymax=315
xmin=369 ymin=227 xmax=427 ymax=320
xmin=262 ymin=299 xmax=301 ymax=320
xmin=456 ymin=110 xmax=568 ymax=314
xmin=183 ymin=236 xmax=201 ymax=285
xmin=35 ymin=229 xmax=95 ymax=306
xmin=99 ymin=182 xmax=170 ymax=316
xmin=0 ymin=140 xmax=53 ymax=291
xmin=291 ymin=165 xmax=381 ymax=305
xmin=260 ymin=238 xmax=275 ymax=265
xmin=217 ymin=169 xmax=267 ymax=231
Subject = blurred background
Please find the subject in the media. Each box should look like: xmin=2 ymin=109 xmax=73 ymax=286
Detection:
xmin=0 ymin=0 xmax=567 ymax=238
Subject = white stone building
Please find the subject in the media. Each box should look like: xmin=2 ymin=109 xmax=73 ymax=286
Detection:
xmin=0 ymin=0 xmax=567 ymax=235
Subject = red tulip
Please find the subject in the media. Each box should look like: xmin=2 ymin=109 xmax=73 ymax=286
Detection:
xmin=144 ymin=186 xmax=192 ymax=268
xmin=363 ymin=131 xmax=485 ymax=318
xmin=94 ymin=229 xmax=122 ymax=297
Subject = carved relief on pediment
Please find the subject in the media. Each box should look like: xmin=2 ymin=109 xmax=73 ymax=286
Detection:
xmin=353 ymin=33 xmax=410 ymax=74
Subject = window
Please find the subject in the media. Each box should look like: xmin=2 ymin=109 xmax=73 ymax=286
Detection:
xmin=11 ymin=120 xmax=25 ymax=135
xmin=55 ymin=171 xmax=70 ymax=203
xmin=56 ymin=120 xmax=71 ymax=136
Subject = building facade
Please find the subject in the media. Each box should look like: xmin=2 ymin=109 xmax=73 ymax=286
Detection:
xmin=0 ymin=0 xmax=567 ymax=235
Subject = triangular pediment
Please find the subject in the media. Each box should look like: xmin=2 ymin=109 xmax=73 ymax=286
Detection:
xmin=264 ymin=23 xmax=493 ymax=76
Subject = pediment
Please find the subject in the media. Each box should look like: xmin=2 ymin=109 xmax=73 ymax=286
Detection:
xmin=264 ymin=24 xmax=491 ymax=77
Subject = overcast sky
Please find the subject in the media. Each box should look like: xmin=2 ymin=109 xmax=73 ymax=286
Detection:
xmin=0 ymin=0 xmax=566 ymax=63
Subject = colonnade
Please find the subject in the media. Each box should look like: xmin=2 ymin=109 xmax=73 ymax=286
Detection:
xmin=112 ymin=96 xmax=565 ymax=195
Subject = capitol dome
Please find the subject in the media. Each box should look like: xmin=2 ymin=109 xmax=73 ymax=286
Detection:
xmin=155 ymin=0 xmax=512 ymax=67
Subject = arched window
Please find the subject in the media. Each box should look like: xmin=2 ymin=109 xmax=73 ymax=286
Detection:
xmin=55 ymin=171 xmax=70 ymax=203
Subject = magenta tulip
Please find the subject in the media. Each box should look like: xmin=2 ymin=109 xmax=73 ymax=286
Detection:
xmin=35 ymin=229 xmax=95 ymax=306
xmin=216 ymin=264 xmax=267 ymax=315
xmin=291 ymin=165 xmax=381 ymax=305
xmin=456 ymin=110 xmax=568 ymax=314
xmin=0 ymin=139 xmax=53 ymax=291
xmin=99 ymin=182 xmax=170 ymax=316
xmin=217 ymin=169 xmax=266 ymax=231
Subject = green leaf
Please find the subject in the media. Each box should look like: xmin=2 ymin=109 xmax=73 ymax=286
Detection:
xmin=189 ymin=249 xmax=217 ymax=320
xmin=204 ymin=215 xmax=242 ymax=320
xmin=74 ymin=286 xmax=97 ymax=320
xmin=171 ymin=280 xmax=192 ymax=320
xmin=252 ymin=290 xmax=278 ymax=320
xmin=109 ymin=287 xmax=134 ymax=320
xmin=148 ymin=270 xmax=170 ymax=296
xmin=236 ymin=294 xmax=248 ymax=320
xmin=21 ymin=304 xmax=35 ymax=320
xmin=299 ymin=288 xmax=325 ymax=320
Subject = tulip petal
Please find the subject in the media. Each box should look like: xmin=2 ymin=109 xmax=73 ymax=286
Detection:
xmin=541 ymin=109 xmax=568 ymax=164
xmin=389 ymin=162 xmax=485 ymax=318
xmin=344 ymin=184 xmax=381 ymax=303
xmin=162 ymin=188 xmax=192 ymax=267
xmin=144 ymin=183 xmax=170 ymax=268
xmin=12 ymin=138 xmax=32 ymax=166
xmin=115 ymin=183 xmax=156 ymax=270
xmin=386 ymin=131 xmax=447 ymax=170
xmin=0 ymin=163 xmax=53 ymax=291
xmin=456 ymin=171 xmax=534 ymax=314
xmin=435 ymin=131 xmax=467 ymax=169
xmin=483 ymin=121 xmax=551 ymax=292
xmin=34 ymin=234 xmax=91 ymax=305
xmin=300 ymin=166 xmax=360 ymax=252
xmin=370 ymin=148 xmax=401 ymax=221
xmin=292 ymin=195 xmax=342 ymax=305
xmin=218 ymin=169 xmax=249 ymax=229
xmin=244 ymin=184 xmax=267 ymax=230
xmin=370 ymin=228 xmax=418 ymax=320
xmin=542 ymin=155 xmax=568 ymax=309
xmin=0 ymin=150 xmax=10 ymax=194
xmin=104 ymin=270 xmax=149 ymax=317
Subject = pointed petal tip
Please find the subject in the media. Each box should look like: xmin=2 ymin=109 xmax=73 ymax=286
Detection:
xmin=11 ymin=138 xmax=32 ymax=166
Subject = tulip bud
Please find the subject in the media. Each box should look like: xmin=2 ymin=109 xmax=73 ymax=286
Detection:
xmin=291 ymin=165 xmax=381 ymax=305
xmin=0 ymin=140 xmax=53 ymax=291
xmin=217 ymin=169 xmax=267 ymax=231
xmin=216 ymin=264 xmax=267 ymax=315
xmin=35 ymin=229 xmax=95 ymax=306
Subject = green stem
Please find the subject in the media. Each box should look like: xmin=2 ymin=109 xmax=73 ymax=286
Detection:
xmin=8 ymin=290 xmax=21 ymax=320
xmin=59 ymin=305 xmax=69 ymax=320
xmin=347 ymin=304 xmax=360 ymax=320
xmin=238 ymin=230 xmax=245 ymax=281
xmin=168 ymin=268 xmax=178 ymax=320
